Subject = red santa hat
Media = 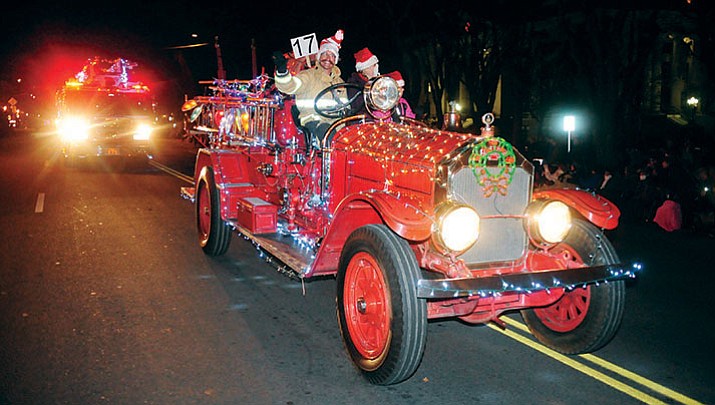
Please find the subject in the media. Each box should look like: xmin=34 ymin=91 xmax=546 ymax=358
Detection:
xmin=387 ymin=71 xmax=405 ymax=87
xmin=354 ymin=47 xmax=379 ymax=72
xmin=318 ymin=29 xmax=344 ymax=60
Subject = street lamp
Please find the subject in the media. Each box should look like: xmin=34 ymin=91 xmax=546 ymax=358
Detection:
xmin=687 ymin=96 xmax=699 ymax=123
xmin=563 ymin=115 xmax=575 ymax=153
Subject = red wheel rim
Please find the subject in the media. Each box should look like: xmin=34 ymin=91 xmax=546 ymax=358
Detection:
xmin=198 ymin=184 xmax=211 ymax=242
xmin=344 ymin=252 xmax=391 ymax=360
xmin=534 ymin=285 xmax=591 ymax=332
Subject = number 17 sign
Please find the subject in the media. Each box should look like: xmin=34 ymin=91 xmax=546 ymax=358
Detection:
xmin=291 ymin=33 xmax=318 ymax=59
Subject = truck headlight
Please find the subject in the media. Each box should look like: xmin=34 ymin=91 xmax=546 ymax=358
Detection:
xmin=526 ymin=200 xmax=572 ymax=244
xmin=433 ymin=202 xmax=480 ymax=253
xmin=133 ymin=124 xmax=152 ymax=140
xmin=58 ymin=117 xmax=90 ymax=142
xmin=365 ymin=76 xmax=400 ymax=111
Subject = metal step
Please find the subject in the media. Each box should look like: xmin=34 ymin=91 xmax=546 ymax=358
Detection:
xmin=227 ymin=220 xmax=315 ymax=277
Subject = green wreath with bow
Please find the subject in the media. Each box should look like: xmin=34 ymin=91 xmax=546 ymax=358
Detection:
xmin=468 ymin=137 xmax=517 ymax=197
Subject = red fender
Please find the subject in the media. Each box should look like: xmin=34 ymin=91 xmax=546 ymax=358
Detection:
xmin=309 ymin=191 xmax=432 ymax=276
xmin=194 ymin=148 xmax=253 ymax=221
xmin=533 ymin=188 xmax=620 ymax=229
xmin=355 ymin=191 xmax=433 ymax=241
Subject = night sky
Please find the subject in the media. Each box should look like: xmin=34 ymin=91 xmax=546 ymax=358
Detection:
xmin=1 ymin=1 xmax=411 ymax=103
xmin=0 ymin=0 xmax=701 ymax=112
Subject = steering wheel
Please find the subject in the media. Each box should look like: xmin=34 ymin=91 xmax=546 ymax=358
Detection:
xmin=314 ymin=83 xmax=363 ymax=119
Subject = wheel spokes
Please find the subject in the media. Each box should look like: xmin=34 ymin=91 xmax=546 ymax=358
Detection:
xmin=198 ymin=185 xmax=211 ymax=238
xmin=345 ymin=252 xmax=391 ymax=359
xmin=536 ymin=286 xmax=591 ymax=332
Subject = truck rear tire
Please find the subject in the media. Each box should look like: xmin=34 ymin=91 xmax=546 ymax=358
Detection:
xmin=196 ymin=167 xmax=231 ymax=256
xmin=337 ymin=224 xmax=427 ymax=385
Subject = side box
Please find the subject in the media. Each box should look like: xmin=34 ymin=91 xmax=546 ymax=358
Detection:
xmin=237 ymin=197 xmax=278 ymax=234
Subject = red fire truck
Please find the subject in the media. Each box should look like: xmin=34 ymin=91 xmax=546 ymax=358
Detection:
xmin=56 ymin=57 xmax=155 ymax=167
xmin=180 ymin=70 xmax=638 ymax=385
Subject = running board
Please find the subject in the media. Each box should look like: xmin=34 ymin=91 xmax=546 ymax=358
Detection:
xmin=227 ymin=220 xmax=314 ymax=278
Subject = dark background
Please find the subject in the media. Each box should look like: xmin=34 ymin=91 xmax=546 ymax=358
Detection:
xmin=2 ymin=1 xmax=714 ymax=176
xmin=2 ymin=1 xmax=699 ymax=112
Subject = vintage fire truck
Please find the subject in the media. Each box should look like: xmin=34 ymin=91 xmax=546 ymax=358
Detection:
xmin=179 ymin=70 xmax=638 ymax=385
xmin=56 ymin=57 xmax=155 ymax=166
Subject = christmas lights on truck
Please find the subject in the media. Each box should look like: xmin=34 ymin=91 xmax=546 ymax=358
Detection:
xmin=179 ymin=67 xmax=639 ymax=385
xmin=56 ymin=57 xmax=156 ymax=167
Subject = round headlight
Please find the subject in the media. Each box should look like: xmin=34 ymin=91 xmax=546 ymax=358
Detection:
xmin=364 ymin=76 xmax=400 ymax=111
xmin=433 ymin=203 xmax=480 ymax=253
xmin=527 ymin=200 xmax=572 ymax=244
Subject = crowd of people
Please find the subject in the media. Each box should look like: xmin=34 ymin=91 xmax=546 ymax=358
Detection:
xmin=532 ymin=143 xmax=715 ymax=235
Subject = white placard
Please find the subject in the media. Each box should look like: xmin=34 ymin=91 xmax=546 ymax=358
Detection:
xmin=290 ymin=33 xmax=318 ymax=58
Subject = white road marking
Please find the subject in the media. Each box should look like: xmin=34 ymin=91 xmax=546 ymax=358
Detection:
xmin=35 ymin=193 xmax=45 ymax=213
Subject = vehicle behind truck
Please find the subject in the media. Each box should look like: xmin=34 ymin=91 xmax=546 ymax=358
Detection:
xmin=56 ymin=57 xmax=155 ymax=167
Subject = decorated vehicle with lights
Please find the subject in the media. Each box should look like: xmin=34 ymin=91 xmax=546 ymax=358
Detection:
xmin=180 ymin=66 xmax=638 ymax=385
xmin=56 ymin=57 xmax=155 ymax=165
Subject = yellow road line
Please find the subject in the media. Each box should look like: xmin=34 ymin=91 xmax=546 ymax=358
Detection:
xmin=579 ymin=354 xmax=704 ymax=405
xmin=495 ymin=316 xmax=705 ymax=405
xmin=487 ymin=323 xmax=668 ymax=404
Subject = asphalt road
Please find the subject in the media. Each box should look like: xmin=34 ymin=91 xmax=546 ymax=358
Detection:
xmin=1 ymin=130 xmax=713 ymax=404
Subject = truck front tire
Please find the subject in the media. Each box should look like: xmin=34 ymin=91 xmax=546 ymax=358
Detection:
xmin=337 ymin=224 xmax=427 ymax=385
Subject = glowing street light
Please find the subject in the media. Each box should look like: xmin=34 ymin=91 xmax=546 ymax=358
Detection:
xmin=687 ymin=97 xmax=699 ymax=123
xmin=563 ymin=115 xmax=575 ymax=153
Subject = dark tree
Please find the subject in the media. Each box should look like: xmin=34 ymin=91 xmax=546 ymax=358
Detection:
xmin=458 ymin=13 xmax=504 ymax=120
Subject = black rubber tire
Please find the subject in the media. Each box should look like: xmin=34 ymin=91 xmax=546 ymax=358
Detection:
xmin=336 ymin=224 xmax=427 ymax=385
xmin=521 ymin=219 xmax=626 ymax=354
xmin=196 ymin=166 xmax=231 ymax=256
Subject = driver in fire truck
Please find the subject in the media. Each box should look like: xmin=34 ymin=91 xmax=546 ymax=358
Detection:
xmin=272 ymin=29 xmax=346 ymax=142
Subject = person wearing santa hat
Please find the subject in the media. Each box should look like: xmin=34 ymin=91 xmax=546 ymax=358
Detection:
xmin=386 ymin=71 xmax=416 ymax=119
xmin=351 ymin=47 xmax=380 ymax=84
xmin=346 ymin=47 xmax=380 ymax=114
xmin=273 ymin=29 xmax=346 ymax=142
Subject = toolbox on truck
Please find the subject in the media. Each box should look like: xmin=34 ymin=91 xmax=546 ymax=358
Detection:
xmin=237 ymin=197 xmax=277 ymax=234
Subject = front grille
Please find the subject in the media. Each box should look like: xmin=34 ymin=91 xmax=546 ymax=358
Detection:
xmin=92 ymin=119 xmax=133 ymax=141
xmin=449 ymin=163 xmax=532 ymax=266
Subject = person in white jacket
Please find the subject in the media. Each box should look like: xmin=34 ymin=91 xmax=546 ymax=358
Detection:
xmin=273 ymin=30 xmax=345 ymax=141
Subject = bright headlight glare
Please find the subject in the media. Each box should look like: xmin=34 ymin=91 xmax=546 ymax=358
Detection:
xmin=435 ymin=204 xmax=480 ymax=253
xmin=133 ymin=124 xmax=152 ymax=140
xmin=365 ymin=76 xmax=400 ymax=111
xmin=58 ymin=117 xmax=90 ymax=142
xmin=534 ymin=201 xmax=572 ymax=244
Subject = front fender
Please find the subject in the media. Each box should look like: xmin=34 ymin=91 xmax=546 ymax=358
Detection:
xmin=533 ymin=188 xmax=620 ymax=230
xmin=309 ymin=191 xmax=432 ymax=276
xmin=348 ymin=191 xmax=433 ymax=241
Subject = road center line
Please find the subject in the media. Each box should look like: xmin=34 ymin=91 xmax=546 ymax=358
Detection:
xmin=34 ymin=193 xmax=45 ymax=213
xmin=148 ymin=160 xmax=194 ymax=184
xmin=493 ymin=316 xmax=704 ymax=405
xmin=487 ymin=322 xmax=668 ymax=404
